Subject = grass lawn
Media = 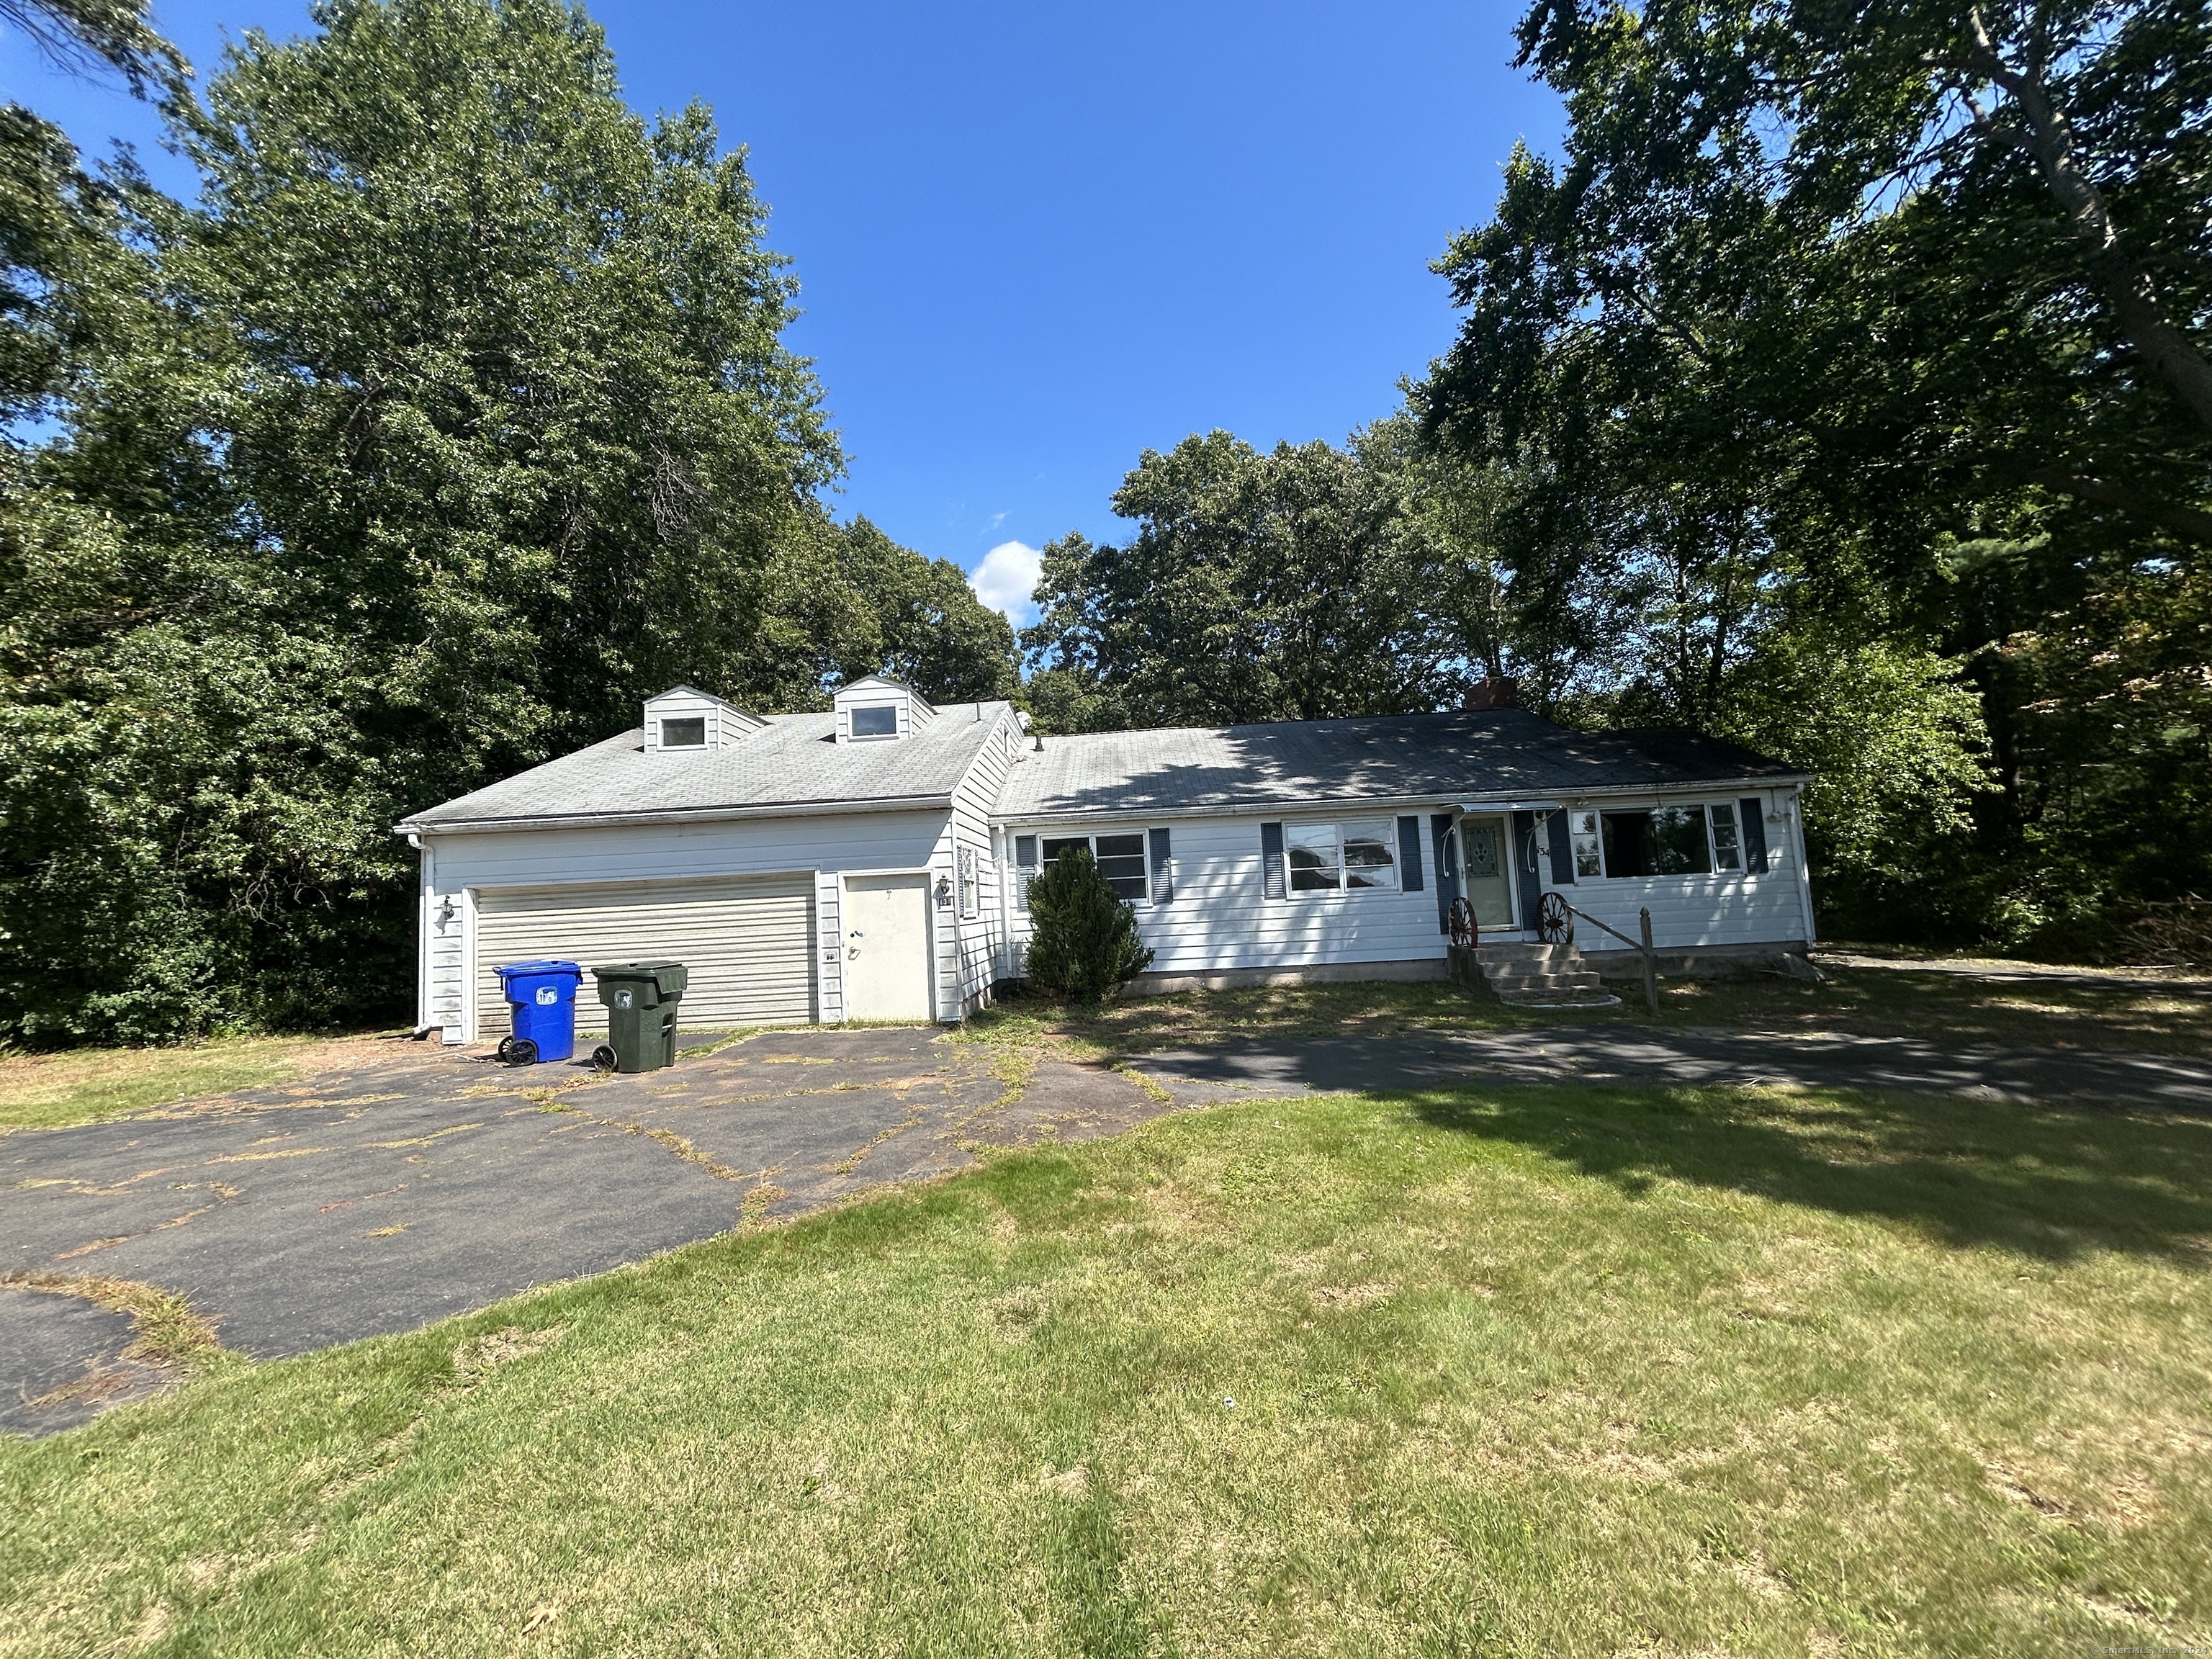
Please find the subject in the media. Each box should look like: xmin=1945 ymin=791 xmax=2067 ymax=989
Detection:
xmin=0 ymin=1035 xmax=349 ymax=1134
xmin=959 ymin=958 xmax=2212 ymax=1062
xmin=4 ymin=1072 xmax=2208 ymax=1655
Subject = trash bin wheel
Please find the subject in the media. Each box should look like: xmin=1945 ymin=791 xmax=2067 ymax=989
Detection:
xmin=495 ymin=1035 xmax=516 ymax=1061
xmin=590 ymin=1043 xmax=617 ymax=1071
xmin=505 ymin=1037 xmax=539 ymax=1066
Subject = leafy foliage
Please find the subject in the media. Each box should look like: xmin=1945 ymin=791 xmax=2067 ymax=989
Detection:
xmin=1022 ymin=423 xmax=1550 ymax=731
xmin=0 ymin=0 xmax=1015 ymax=1041
xmin=1417 ymin=0 xmax=2212 ymax=953
xmin=1021 ymin=847 xmax=1154 ymax=1002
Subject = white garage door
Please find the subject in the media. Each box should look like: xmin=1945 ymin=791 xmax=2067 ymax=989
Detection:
xmin=475 ymin=873 xmax=816 ymax=1037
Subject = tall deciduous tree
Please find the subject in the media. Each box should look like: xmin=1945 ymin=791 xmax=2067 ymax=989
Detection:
xmin=0 ymin=0 xmax=1016 ymax=1040
xmin=1023 ymin=429 xmax=1488 ymax=730
xmin=1421 ymin=0 xmax=2211 ymax=951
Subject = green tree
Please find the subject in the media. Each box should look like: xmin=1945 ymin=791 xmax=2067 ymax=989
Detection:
xmin=1022 ymin=430 xmax=1473 ymax=730
xmin=1420 ymin=0 xmax=2211 ymax=951
xmin=831 ymin=515 xmax=1018 ymax=703
xmin=0 ymin=0 xmax=869 ymax=1039
xmin=1022 ymin=846 xmax=1153 ymax=1001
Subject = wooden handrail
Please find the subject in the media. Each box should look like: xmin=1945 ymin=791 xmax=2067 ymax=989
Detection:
xmin=1553 ymin=898 xmax=1661 ymax=1017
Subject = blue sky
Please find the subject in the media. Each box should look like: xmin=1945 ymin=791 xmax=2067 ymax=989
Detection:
xmin=0 ymin=1 xmax=1561 ymax=627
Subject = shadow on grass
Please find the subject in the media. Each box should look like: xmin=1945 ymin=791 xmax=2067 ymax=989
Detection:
xmin=1401 ymin=1083 xmax=2212 ymax=1262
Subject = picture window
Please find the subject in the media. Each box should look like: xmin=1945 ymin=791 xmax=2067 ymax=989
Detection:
xmin=658 ymin=716 xmax=706 ymax=749
xmin=1601 ymin=806 xmax=1712 ymax=877
xmin=850 ymin=705 xmax=897 ymax=738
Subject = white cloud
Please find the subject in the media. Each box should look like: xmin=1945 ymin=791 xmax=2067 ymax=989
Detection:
xmin=968 ymin=539 xmax=1044 ymax=626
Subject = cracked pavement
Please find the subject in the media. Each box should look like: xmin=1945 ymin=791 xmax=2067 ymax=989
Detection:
xmin=9 ymin=1014 xmax=2202 ymax=1436
xmin=2 ymin=1026 xmax=1178 ymax=1432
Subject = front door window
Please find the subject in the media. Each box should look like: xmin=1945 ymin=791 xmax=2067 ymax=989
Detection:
xmin=1459 ymin=818 xmax=1516 ymax=929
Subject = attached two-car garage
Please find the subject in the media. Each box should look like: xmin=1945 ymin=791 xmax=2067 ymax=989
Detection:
xmin=472 ymin=873 xmax=818 ymax=1034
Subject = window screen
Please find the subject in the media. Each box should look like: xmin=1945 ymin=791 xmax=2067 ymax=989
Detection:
xmin=659 ymin=716 xmax=706 ymax=748
xmin=850 ymin=704 xmax=897 ymax=737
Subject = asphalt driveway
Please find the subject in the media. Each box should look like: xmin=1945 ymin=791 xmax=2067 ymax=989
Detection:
xmin=2 ymin=1027 xmax=1168 ymax=1434
xmin=8 ymin=1014 xmax=2206 ymax=1436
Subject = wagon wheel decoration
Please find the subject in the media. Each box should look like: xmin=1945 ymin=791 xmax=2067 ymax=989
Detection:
xmin=1447 ymin=896 xmax=1478 ymax=950
xmin=1537 ymin=891 xmax=1574 ymax=945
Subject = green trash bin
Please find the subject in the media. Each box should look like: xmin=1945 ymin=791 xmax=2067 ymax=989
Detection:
xmin=588 ymin=961 xmax=689 ymax=1073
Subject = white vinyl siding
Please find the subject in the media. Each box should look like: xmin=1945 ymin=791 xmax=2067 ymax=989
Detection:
xmin=1544 ymin=789 xmax=1809 ymax=951
xmin=1005 ymin=813 xmax=1444 ymax=975
xmin=473 ymin=873 xmax=815 ymax=1037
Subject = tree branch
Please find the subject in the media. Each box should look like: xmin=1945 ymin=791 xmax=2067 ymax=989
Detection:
xmin=1964 ymin=6 xmax=2212 ymax=434
xmin=2028 ymin=469 xmax=2212 ymax=545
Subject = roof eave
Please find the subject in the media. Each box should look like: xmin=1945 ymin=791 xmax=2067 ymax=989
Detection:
xmin=994 ymin=773 xmax=1808 ymax=826
xmin=395 ymin=791 xmax=958 ymax=838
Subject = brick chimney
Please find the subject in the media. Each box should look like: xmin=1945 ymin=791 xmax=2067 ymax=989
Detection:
xmin=1462 ymin=676 xmax=1518 ymax=711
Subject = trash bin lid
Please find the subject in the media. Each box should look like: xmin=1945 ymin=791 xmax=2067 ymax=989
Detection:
xmin=495 ymin=960 xmax=583 ymax=979
xmin=588 ymin=960 xmax=688 ymax=999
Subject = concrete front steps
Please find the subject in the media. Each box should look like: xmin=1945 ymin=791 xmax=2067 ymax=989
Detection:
xmin=1449 ymin=940 xmax=1622 ymax=1009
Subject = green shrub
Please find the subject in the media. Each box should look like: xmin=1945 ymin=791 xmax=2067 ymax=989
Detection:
xmin=1022 ymin=847 xmax=1154 ymax=1002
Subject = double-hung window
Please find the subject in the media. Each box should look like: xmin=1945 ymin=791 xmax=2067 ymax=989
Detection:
xmin=1567 ymin=809 xmax=1602 ymax=878
xmin=1038 ymin=832 xmax=1149 ymax=902
xmin=1284 ymin=820 xmax=1398 ymax=894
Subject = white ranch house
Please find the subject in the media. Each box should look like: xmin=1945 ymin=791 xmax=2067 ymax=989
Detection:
xmin=397 ymin=676 xmax=1815 ymax=1040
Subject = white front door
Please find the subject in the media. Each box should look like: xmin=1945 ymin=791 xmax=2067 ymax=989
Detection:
xmin=842 ymin=873 xmax=932 ymax=1022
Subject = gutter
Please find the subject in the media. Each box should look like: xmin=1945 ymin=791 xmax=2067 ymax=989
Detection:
xmin=395 ymin=791 xmax=959 ymax=838
xmin=996 ymin=775 xmax=1809 ymax=830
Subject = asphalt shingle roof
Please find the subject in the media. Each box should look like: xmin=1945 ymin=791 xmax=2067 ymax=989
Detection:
xmin=992 ymin=709 xmax=1802 ymax=819
xmin=399 ymin=702 xmax=1015 ymax=830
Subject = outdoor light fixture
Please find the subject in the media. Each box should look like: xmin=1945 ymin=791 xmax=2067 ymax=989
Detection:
xmin=935 ymin=876 xmax=953 ymax=907
xmin=436 ymin=896 xmax=457 ymax=926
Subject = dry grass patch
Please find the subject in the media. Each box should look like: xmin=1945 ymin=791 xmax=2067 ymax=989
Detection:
xmin=0 ymin=1036 xmax=341 ymax=1133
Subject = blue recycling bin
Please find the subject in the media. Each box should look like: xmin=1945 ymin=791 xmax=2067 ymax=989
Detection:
xmin=494 ymin=960 xmax=583 ymax=1064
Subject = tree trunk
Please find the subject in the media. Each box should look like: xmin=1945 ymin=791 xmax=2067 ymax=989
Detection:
xmin=1966 ymin=9 xmax=2212 ymax=435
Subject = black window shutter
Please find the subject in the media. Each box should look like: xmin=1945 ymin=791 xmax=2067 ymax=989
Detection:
xmin=1740 ymin=799 xmax=1770 ymax=873
xmin=1397 ymin=816 xmax=1424 ymax=891
xmin=1260 ymin=822 xmax=1285 ymax=899
xmin=1015 ymin=835 xmax=1038 ymax=868
xmin=1545 ymin=809 xmax=1575 ymax=885
xmin=1429 ymin=813 xmax=1459 ymax=932
xmin=1149 ymin=827 xmax=1173 ymax=903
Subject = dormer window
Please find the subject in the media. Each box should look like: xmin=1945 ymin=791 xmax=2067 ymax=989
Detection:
xmin=642 ymin=685 xmax=765 ymax=751
xmin=831 ymin=674 xmax=933 ymax=744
